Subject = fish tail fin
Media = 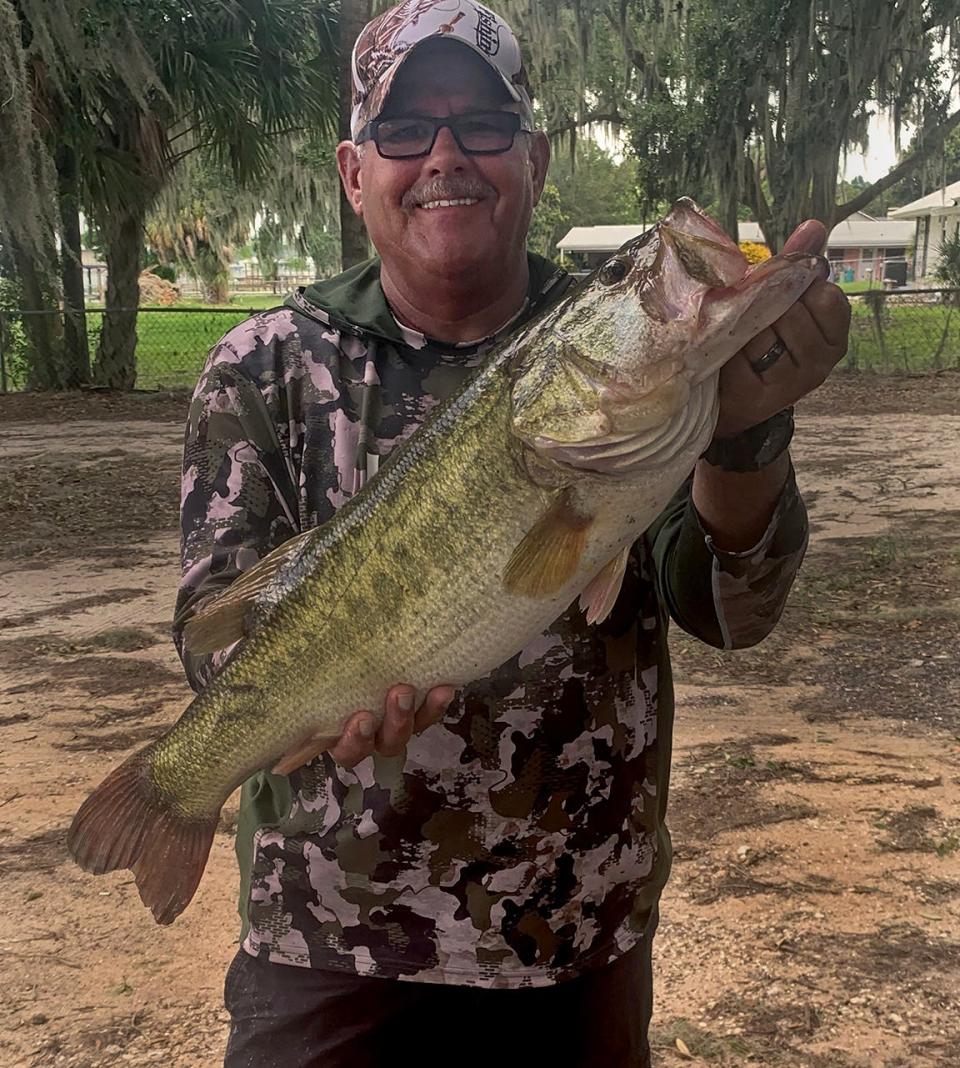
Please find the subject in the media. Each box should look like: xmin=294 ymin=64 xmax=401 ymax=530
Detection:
xmin=67 ymin=750 xmax=217 ymax=925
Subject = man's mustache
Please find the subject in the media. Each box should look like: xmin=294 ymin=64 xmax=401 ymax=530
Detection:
xmin=403 ymin=178 xmax=493 ymax=208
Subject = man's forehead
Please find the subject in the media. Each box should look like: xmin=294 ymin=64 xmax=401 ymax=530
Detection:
xmin=380 ymin=39 xmax=512 ymax=115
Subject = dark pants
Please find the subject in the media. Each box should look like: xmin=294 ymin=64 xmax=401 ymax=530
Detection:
xmin=224 ymin=926 xmax=656 ymax=1068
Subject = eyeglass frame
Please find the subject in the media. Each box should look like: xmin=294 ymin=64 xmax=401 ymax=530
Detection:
xmin=354 ymin=110 xmax=532 ymax=160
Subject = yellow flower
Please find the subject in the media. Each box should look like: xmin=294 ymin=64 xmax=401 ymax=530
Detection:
xmin=739 ymin=241 xmax=771 ymax=265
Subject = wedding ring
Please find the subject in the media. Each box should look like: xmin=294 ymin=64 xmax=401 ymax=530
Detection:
xmin=751 ymin=338 xmax=787 ymax=373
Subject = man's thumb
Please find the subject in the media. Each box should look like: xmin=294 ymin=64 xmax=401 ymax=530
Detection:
xmin=782 ymin=219 xmax=827 ymax=256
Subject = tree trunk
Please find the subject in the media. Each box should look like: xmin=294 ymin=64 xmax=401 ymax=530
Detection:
xmin=96 ymin=206 xmax=144 ymax=389
xmin=56 ymin=141 xmax=91 ymax=388
xmin=717 ymin=167 xmax=740 ymax=243
xmin=204 ymin=272 xmax=230 ymax=304
xmin=763 ymin=217 xmax=791 ymax=256
xmin=338 ymin=0 xmax=372 ymax=269
xmin=10 ymin=236 xmax=63 ymax=390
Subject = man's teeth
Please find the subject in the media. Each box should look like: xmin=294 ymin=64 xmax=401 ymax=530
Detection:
xmin=420 ymin=197 xmax=480 ymax=209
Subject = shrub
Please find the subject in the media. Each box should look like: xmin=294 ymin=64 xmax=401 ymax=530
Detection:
xmin=739 ymin=240 xmax=771 ymax=265
xmin=933 ymin=231 xmax=960 ymax=289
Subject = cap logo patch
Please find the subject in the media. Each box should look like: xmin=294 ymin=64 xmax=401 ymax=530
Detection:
xmin=475 ymin=7 xmax=501 ymax=55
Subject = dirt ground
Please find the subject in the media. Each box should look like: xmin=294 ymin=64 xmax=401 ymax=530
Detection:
xmin=1 ymin=373 xmax=958 ymax=1068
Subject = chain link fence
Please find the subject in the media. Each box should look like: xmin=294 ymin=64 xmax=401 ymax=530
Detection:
xmin=845 ymin=288 xmax=960 ymax=372
xmin=2 ymin=289 xmax=959 ymax=393
xmin=0 ymin=306 xmax=268 ymax=392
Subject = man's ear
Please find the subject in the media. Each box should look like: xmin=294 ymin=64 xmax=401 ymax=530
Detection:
xmin=529 ymin=131 xmax=551 ymax=206
xmin=336 ymin=141 xmax=364 ymax=216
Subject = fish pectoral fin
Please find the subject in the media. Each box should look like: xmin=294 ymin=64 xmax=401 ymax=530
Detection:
xmin=181 ymin=528 xmax=316 ymax=653
xmin=579 ymin=546 xmax=630 ymax=625
xmin=272 ymin=731 xmax=340 ymax=776
xmin=503 ymin=492 xmax=593 ymax=597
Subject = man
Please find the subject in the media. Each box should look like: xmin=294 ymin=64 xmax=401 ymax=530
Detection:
xmin=174 ymin=2 xmax=851 ymax=1065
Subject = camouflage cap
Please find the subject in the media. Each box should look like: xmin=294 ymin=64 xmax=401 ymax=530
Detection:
xmin=350 ymin=0 xmax=535 ymax=140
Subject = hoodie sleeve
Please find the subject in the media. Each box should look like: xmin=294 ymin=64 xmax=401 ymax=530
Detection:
xmin=645 ymin=464 xmax=809 ymax=649
xmin=174 ymin=340 xmax=302 ymax=692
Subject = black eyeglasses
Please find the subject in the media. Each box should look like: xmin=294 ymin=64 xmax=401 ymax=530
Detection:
xmin=355 ymin=111 xmax=529 ymax=159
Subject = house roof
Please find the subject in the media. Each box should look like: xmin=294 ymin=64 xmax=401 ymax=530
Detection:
xmin=825 ymin=217 xmax=915 ymax=247
xmin=889 ymin=179 xmax=960 ymax=219
xmin=556 ymin=217 xmax=914 ymax=254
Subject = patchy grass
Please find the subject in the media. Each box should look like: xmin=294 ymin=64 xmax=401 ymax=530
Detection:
xmin=936 ymin=830 xmax=960 ymax=857
xmin=55 ymin=722 xmax=165 ymax=753
xmin=0 ymin=454 xmax=178 ymax=561
xmin=797 ymin=923 xmax=960 ymax=984
xmin=669 ymin=739 xmax=818 ymax=844
xmin=78 ymin=627 xmax=159 ymax=652
xmin=0 ymin=590 xmax=147 ymax=630
xmin=0 ymin=827 xmax=69 ymax=875
xmin=2 ymin=627 xmax=160 ymax=658
xmin=875 ymin=807 xmax=960 ymax=858
xmin=874 ymin=805 xmax=944 ymax=852
xmin=650 ymin=1017 xmax=755 ymax=1063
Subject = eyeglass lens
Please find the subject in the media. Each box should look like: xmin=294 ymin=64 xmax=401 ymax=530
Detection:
xmin=375 ymin=112 xmax=521 ymax=158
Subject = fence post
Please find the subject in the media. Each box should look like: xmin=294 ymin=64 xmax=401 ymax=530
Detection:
xmin=0 ymin=313 xmax=7 ymax=394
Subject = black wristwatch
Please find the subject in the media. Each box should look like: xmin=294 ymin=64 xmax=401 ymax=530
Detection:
xmin=700 ymin=407 xmax=795 ymax=473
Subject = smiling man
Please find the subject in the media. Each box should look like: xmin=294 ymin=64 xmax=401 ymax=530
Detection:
xmin=174 ymin=2 xmax=850 ymax=1066
xmin=339 ymin=24 xmax=549 ymax=343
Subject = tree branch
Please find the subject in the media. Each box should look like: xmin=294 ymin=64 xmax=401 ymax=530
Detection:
xmin=546 ymin=111 xmax=624 ymax=140
xmin=601 ymin=5 xmax=672 ymax=101
xmin=834 ymin=107 xmax=960 ymax=222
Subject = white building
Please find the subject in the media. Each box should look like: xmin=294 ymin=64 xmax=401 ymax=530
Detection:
xmin=889 ymin=179 xmax=960 ymax=281
xmin=557 ymin=212 xmax=915 ymax=284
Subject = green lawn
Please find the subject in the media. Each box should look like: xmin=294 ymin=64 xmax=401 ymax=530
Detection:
xmin=223 ymin=294 xmax=290 ymax=310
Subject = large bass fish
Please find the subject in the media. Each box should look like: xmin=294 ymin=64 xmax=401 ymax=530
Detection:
xmin=68 ymin=199 xmax=820 ymax=924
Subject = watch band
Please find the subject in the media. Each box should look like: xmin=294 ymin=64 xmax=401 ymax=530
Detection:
xmin=701 ymin=407 xmax=795 ymax=473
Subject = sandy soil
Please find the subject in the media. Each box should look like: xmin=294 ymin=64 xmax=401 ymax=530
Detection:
xmin=0 ymin=374 xmax=958 ymax=1068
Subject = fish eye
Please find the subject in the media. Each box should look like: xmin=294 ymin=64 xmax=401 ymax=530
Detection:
xmin=598 ymin=259 xmax=629 ymax=286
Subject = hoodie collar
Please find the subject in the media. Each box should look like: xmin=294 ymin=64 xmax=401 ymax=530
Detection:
xmin=285 ymin=252 xmax=570 ymax=351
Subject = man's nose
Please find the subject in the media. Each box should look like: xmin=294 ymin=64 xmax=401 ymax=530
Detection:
xmin=425 ymin=124 xmax=469 ymax=169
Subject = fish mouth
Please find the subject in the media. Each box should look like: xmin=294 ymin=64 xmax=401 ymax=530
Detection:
xmin=659 ymin=225 xmax=745 ymax=288
xmin=658 ymin=198 xmax=750 ymax=289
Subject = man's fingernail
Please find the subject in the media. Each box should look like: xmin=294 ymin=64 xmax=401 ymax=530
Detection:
xmin=397 ymin=690 xmax=414 ymax=713
xmin=357 ymin=718 xmax=376 ymax=740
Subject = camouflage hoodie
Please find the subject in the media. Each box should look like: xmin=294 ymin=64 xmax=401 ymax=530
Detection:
xmin=175 ymin=252 xmax=808 ymax=988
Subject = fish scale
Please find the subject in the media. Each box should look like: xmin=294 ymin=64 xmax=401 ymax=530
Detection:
xmin=67 ymin=198 xmax=822 ymax=924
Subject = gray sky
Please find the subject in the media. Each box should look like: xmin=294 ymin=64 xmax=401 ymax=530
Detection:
xmin=842 ymin=113 xmax=906 ymax=184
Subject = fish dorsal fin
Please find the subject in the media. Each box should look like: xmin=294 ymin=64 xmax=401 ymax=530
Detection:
xmin=503 ymin=491 xmax=593 ymax=597
xmin=182 ymin=528 xmax=316 ymax=653
xmin=579 ymin=545 xmax=630 ymax=625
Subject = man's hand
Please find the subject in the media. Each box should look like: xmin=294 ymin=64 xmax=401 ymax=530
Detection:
xmin=713 ymin=220 xmax=852 ymax=438
xmin=330 ymin=683 xmax=456 ymax=769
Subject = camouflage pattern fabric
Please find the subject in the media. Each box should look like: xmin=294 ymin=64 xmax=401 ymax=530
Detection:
xmin=174 ymin=253 xmax=809 ymax=988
